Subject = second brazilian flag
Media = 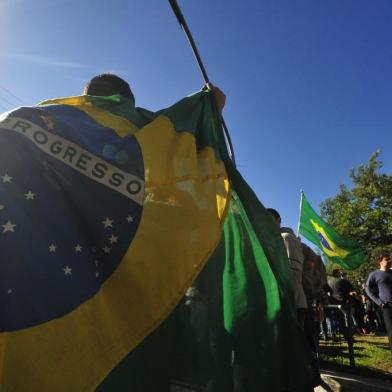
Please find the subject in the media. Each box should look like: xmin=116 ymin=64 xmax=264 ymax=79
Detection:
xmin=299 ymin=191 xmax=367 ymax=270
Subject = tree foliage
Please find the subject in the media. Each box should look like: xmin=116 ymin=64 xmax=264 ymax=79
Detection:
xmin=320 ymin=151 xmax=392 ymax=285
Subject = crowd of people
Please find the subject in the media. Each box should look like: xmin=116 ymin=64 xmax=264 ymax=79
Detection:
xmin=320 ymin=266 xmax=392 ymax=342
xmin=266 ymin=209 xmax=392 ymax=389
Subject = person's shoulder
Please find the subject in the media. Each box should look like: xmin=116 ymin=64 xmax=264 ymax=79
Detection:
xmin=280 ymin=227 xmax=296 ymax=238
xmin=280 ymin=231 xmax=298 ymax=245
xmin=366 ymin=270 xmax=379 ymax=281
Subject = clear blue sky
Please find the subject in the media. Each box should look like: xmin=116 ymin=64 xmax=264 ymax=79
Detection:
xmin=1 ymin=0 xmax=391 ymax=232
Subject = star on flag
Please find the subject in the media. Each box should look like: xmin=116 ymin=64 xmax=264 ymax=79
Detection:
xmin=109 ymin=234 xmax=118 ymax=244
xmin=1 ymin=174 xmax=12 ymax=183
xmin=2 ymin=220 xmax=16 ymax=233
xmin=102 ymin=217 xmax=113 ymax=228
xmin=63 ymin=266 xmax=72 ymax=275
xmin=49 ymin=244 xmax=57 ymax=252
xmin=75 ymin=244 xmax=83 ymax=252
xmin=40 ymin=115 xmax=55 ymax=130
xmin=25 ymin=191 xmax=36 ymax=200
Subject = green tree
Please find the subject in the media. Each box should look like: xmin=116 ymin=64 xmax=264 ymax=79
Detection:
xmin=320 ymin=151 xmax=392 ymax=285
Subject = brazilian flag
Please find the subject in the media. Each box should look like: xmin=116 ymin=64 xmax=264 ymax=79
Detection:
xmin=0 ymin=91 xmax=312 ymax=391
xmin=299 ymin=191 xmax=367 ymax=270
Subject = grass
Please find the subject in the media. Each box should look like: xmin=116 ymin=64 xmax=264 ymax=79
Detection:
xmin=319 ymin=334 xmax=392 ymax=380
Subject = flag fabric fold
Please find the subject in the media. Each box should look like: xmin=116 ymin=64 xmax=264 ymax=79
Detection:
xmin=219 ymin=177 xmax=312 ymax=391
xmin=0 ymin=91 xmax=311 ymax=391
xmin=299 ymin=191 xmax=367 ymax=270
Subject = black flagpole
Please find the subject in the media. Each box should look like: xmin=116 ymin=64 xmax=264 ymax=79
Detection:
xmin=168 ymin=0 xmax=236 ymax=166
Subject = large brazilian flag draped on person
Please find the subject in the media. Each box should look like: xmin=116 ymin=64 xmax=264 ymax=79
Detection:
xmin=299 ymin=191 xmax=367 ymax=270
xmin=0 ymin=90 xmax=312 ymax=391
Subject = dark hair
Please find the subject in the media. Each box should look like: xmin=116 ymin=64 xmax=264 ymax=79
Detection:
xmin=376 ymin=250 xmax=390 ymax=263
xmin=332 ymin=268 xmax=341 ymax=277
xmin=266 ymin=208 xmax=281 ymax=222
xmin=84 ymin=74 xmax=134 ymax=103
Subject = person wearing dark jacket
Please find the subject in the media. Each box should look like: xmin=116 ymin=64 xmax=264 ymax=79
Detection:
xmin=365 ymin=251 xmax=392 ymax=354
xmin=327 ymin=269 xmax=357 ymax=338
xmin=328 ymin=269 xmax=356 ymax=304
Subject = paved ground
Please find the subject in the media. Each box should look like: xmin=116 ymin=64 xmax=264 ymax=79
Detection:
xmin=171 ymin=370 xmax=392 ymax=391
xmin=317 ymin=370 xmax=392 ymax=392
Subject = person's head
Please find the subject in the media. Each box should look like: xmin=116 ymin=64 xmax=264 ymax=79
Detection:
xmin=332 ymin=268 xmax=342 ymax=278
xmin=376 ymin=251 xmax=391 ymax=270
xmin=84 ymin=74 xmax=135 ymax=104
xmin=267 ymin=208 xmax=281 ymax=227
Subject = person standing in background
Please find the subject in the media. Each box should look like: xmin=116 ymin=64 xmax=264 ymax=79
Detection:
xmin=365 ymin=251 xmax=392 ymax=354
xmin=267 ymin=208 xmax=308 ymax=328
